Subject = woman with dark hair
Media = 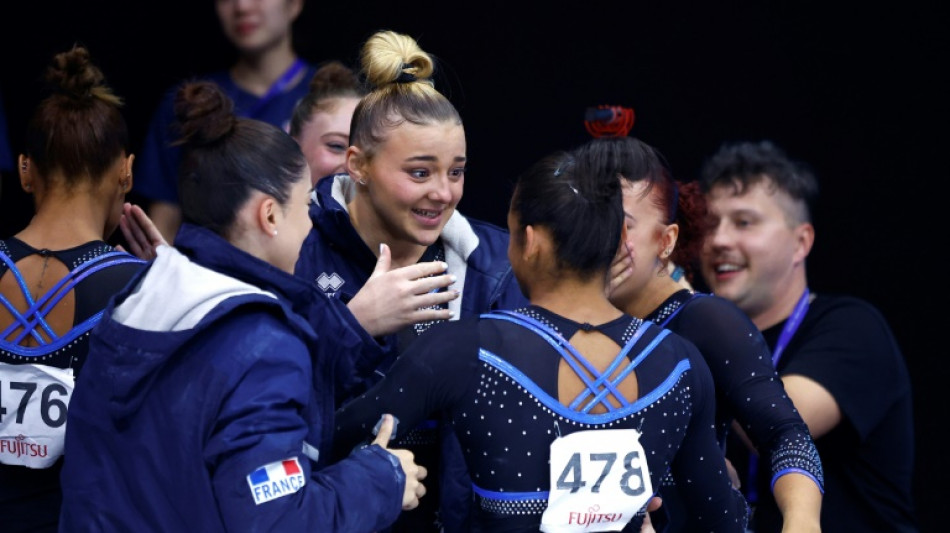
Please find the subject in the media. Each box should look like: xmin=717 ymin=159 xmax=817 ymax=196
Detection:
xmin=59 ymin=80 xmax=425 ymax=532
xmin=579 ymin=136 xmax=824 ymax=532
xmin=332 ymin=148 xmax=750 ymax=532
xmin=0 ymin=45 xmax=146 ymax=533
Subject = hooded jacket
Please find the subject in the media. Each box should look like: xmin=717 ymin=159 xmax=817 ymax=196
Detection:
xmin=59 ymin=224 xmax=404 ymax=532
xmin=295 ymin=173 xmax=528 ymax=391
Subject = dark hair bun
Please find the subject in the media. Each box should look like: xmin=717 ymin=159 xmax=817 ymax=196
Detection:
xmin=46 ymin=45 xmax=108 ymax=101
xmin=174 ymin=81 xmax=237 ymax=146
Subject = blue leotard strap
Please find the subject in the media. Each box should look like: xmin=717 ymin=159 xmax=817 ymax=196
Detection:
xmin=482 ymin=310 xmax=666 ymax=414
xmin=0 ymin=250 xmax=143 ymax=347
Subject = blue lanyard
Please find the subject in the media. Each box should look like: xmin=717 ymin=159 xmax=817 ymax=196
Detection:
xmin=771 ymin=288 xmax=810 ymax=367
xmin=246 ymin=58 xmax=305 ymax=119
xmin=745 ymin=287 xmax=810 ymax=505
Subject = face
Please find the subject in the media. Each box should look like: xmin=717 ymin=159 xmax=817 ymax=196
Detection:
xmin=700 ymin=180 xmax=805 ymax=316
xmin=353 ymin=121 xmax=466 ymax=247
xmin=610 ymin=180 xmax=672 ymax=306
xmin=295 ymin=96 xmax=359 ymax=185
xmin=215 ymin=0 xmax=301 ymax=54
xmin=272 ymin=167 xmax=314 ymax=274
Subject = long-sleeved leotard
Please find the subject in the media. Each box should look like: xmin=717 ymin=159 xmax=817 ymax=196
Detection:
xmin=335 ymin=306 xmax=748 ymax=532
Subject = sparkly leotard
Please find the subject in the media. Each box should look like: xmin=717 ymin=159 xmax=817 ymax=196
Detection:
xmin=335 ymin=306 xmax=749 ymax=532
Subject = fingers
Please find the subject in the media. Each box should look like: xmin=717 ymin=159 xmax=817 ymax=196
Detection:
xmin=128 ymin=203 xmax=169 ymax=247
xmin=371 ymin=414 xmax=394 ymax=448
xmin=396 ymin=454 xmax=427 ymax=510
xmin=368 ymin=243 xmax=393 ymax=280
xmin=397 ymin=260 xmax=449 ymax=282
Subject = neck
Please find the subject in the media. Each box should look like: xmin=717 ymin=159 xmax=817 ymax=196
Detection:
xmin=752 ymin=272 xmax=808 ymax=330
xmin=530 ymin=275 xmax=624 ymax=325
xmin=348 ymin=196 xmax=427 ymax=268
xmin=231 ymin=39 xmax=298 ymax=96
xmin=17 ymin=192 xmax=113 ymax=249
xmin=621 ymin=271 xmax=685 ymax=319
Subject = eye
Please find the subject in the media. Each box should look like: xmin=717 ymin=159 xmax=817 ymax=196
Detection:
xmin=449 ymin=166 xmax=466 ymax=180
xmin=327 ymin=142 xmax=347 ymax=154
xmin=410 ymin=168 xmax=430 ymax=179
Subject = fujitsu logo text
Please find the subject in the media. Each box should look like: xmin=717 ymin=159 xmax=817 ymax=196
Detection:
xmin=1 ymin=435 xmax=48 ymax=459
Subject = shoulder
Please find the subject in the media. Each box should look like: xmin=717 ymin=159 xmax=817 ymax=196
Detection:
xmin=202 ymin=303 xmax=311 ymax=369
xmin=806 ymin=292 xmax=896 ymax=336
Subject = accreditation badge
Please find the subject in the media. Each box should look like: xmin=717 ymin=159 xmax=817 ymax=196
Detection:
xmin=0 ymin=362 xmax=75 ymax=469
xmin=540 ymin=428 xmax=653 ymax=532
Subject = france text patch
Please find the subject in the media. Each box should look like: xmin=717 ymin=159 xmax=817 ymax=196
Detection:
xmin=247 ymin=457 xmax=306 ymax=505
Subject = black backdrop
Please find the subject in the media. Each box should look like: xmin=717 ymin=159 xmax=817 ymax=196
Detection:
xmin=1 ymin=2 xmax=945 ymax=529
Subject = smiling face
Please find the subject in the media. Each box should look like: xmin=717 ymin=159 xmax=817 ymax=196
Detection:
xmin=349 ymin=120 xmax=466 ymax=254
xmin=700 ymin=179 xmax=807 ymax=318
xmin=215 ymin=0 xmax=300 ymax=55
xmin=295 ymin=96 xmax=360 ymax=185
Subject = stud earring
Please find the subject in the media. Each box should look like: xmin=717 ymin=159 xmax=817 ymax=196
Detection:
xmin=273 ymin=230 xmax=278 ymax=236
xmin=663 ymin=249 xmax=671 ymax=257
xmin=357 ymin=178 xmax=367 ymax=186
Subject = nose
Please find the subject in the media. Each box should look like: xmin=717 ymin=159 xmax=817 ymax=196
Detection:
xmin=427 ymin=175 xmax=454 ymax=204
xmin=705 ymin=220 xmax=734 ymax=251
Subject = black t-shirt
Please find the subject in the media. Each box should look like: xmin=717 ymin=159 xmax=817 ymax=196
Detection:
xmin=743 ymin=293 xmax=917 ymax=532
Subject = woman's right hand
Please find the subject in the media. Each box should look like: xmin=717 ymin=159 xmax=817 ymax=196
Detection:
xmin=347 ymin=244 xmax=459 ymax=337
xmin=372 ymin=414 xmax=427 ymax=510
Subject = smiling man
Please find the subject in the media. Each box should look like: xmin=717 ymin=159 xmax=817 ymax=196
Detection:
xmin=698 ymin=140 xmax=918 ymax=533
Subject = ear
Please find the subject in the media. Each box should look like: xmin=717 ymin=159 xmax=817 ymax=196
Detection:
xmin=522 ymin=224 xmax=541 ymax=261
xmin=660 ymin=223 xmax=680 ymax=258
xmin=345 ymin=146 xmax=366 ymax=181
xmin=18 ymin=154 xmax=32 ymax=192
xmin=122 ymin=154 xmax=135 ymax=192
xmin=793 ymin=222 xmax=815 ymax=265
xmin=256 ymin=195 xmax=281 ymax=238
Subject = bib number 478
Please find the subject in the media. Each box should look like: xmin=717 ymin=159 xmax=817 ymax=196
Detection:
xmin=556 ymin=451 xmax=646 ymax=496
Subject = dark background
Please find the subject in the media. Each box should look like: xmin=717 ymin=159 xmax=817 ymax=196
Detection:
xmin=1 ymin=2 xmax=945 ymax=530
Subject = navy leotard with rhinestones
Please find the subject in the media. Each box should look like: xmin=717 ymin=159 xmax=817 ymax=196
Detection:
xmin=335 ymin=306 xmax=749 ymax=532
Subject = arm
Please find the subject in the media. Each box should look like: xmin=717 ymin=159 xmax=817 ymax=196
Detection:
xmin=333 ymin=320 xmax=475 ymax=459
xmin=680 ymin=297 xmax=824 ymax=529
xmin=207 ymin=317 xmax=419 ymax=532
xmin=781 ymin=374 xmax=840 ymax=439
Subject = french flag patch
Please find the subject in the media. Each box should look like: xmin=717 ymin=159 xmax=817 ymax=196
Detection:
xmin=247 ymin=457 xmax=306 ymax=505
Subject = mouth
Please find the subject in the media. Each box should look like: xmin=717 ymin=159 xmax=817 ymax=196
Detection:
xmin=412 ymin=208 xmax=442 ymax=219
xmin=234 ymin=22 xmax=258 ymax=36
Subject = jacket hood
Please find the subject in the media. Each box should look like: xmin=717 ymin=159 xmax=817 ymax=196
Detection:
xmin=91 ymin=225 xmax=320 ymax=424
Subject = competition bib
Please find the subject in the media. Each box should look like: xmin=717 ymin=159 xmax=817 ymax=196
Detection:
xmin=0 ymin=362 xmax=74 ymax=468
xmin=541 ymin=428 xmax=653 ymax=533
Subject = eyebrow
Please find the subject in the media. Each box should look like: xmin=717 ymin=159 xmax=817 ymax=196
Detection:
xmin=405 ymin=155 xmax=467 ymax=163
